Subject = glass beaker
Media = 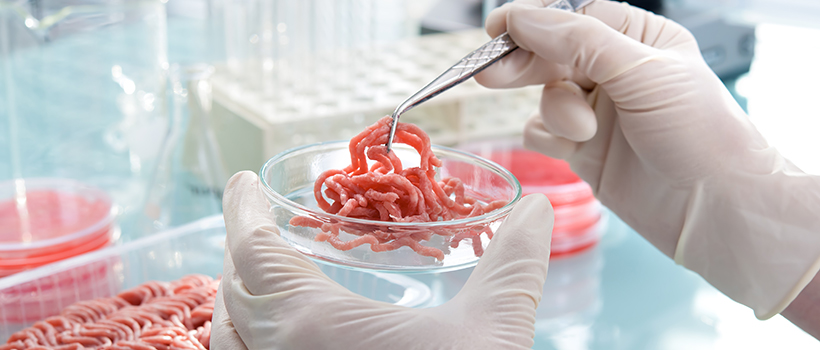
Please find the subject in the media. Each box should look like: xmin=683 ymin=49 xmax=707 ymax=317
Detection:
xmin=0 ymin=0 xmax=170 ymax=241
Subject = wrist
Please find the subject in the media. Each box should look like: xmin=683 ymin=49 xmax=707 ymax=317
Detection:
xmin=783 ymin=269 xmax=820 ymax=339
xmin=674 ymin=161 xmax=820 ymax=319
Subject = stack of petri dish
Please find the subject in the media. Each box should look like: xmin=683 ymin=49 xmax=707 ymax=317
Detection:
xmin=463 ymin=141 xmax=604 ymax=258
xmin=0 ymin=178 xmax=117 ymax=277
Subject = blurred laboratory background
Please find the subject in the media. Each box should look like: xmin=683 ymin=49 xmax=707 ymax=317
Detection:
xmin=1 ymin=0 xmax=820 ymax=348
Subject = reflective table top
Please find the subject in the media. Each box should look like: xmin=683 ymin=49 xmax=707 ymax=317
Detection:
xmin=416 ymin=211 xmax=820 ymax=349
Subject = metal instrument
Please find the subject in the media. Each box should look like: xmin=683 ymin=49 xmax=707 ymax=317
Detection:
xmin=385 ymin=0 xmax=596 ymax=152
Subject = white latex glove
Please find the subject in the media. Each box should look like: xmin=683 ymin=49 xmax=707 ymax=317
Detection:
xmin=210 ymin=171 xmax=555 ymax=349
xmin=475 ymin=0 xmax=820 ymax=319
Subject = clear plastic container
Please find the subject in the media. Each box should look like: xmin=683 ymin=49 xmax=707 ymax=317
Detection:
xmin=0 ymin=214 xmax=432 ymax=339
xmin=259 ymin=141 xmax=522 ymax=273
xmin=0 ymin=178 xmax=116 ymax=277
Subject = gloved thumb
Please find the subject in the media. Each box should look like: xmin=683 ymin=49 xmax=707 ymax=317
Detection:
xmin=438 ymin=194 xmax=553 ymax=341
xmin=222 ymin=171 xmax=331 ymax=296
xmin=220 ymin=171 xmax=373 ymax=348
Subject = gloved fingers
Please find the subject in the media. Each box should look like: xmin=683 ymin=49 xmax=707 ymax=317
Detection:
xmin=522 ymin=112 xmax=579 ymax=159
xmin=488 ymin=0 xmax=693 ymax=52
xmin=504 ymin=2 xmax=662 ymax=84
xmin=210 ymin=281 xmax=248 ymax=350
xmin=474 ymin=49 xmax=571 ymax=89
xmin=466 ymin=193 xmax=554 ymax=284
xmin=217 ymin=243 xmax=267 ymax=347
xmin=478 ymin=0 xmax=597 ymax=90
xmin=581 ymin=1 xmax=698 ymax=53
xmin=483 ymin=0 xmax=553 ymax=38
xmin=222 ymin=171 xmax=331 ymax=296
xmin=484 ymin=1 xmax=510 ymax=38
xmin=539 ymin=80 xmax=597 ymax=141
xmin=451 ymin=194 xmax=553 ymax=331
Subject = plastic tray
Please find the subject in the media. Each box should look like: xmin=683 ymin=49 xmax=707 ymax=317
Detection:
xmin=0 ymin=215 xmax=432 ymax=340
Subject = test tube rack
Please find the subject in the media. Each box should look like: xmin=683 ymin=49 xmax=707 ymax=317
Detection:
xmin=204 ymin=30 xmax=541 ymax=175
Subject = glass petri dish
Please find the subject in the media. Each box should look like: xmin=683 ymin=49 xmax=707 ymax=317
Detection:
xmin=0 ymin=178 xmax=116 ymax=277
xmin=259 ymin=141 xmax=522 ymax=273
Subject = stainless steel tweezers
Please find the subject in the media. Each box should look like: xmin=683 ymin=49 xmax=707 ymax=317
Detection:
xmin=385 ymin=0 xmax=596 ymax=152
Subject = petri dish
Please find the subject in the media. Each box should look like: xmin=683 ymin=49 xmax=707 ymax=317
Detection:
xmin=551 ymin=210 xmax=606 ymax=259
xmin=259 ymin=141 xmax=522 ymax=273
xmin=463 ymin=141 xmax=604 ymax=257
xmin=0 ymin=178 xmax=116 ymax=277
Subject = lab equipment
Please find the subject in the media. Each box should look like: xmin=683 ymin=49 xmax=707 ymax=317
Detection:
xmin=218 ymin=0 xmax=413 ymax=94
xmin=151 ymin=64 xmax=226 ymax=228
xmin=463 ymin=139 xmax=605 ymax=258
xmin=0 ymin=178 xmax=117 ymax=277
xmin=680 ymin=0 xmax=820 ymax=29
xmin=476 ymin=0 xmax=820 ymax=319
xmin=384 ymin=29 xmax=516 ymax=152
xmin=214 ymin=171 xmax=552 ymax=349
xmin=384 ymin=0 xmax=596 ymax=152
xmin=259 ymin=140 xmax=521 ymax=272
xmin=289 ymin=117 xmax=509 ymax=262
xmin=0 ymin=0 xmax=172 ymax=241
xmin=0 ymin=214 xmax=431 ymax=339
xmin=205 ymin=28 xmax=542 ymax=177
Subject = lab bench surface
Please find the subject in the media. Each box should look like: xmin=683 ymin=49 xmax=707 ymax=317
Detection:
xmin=416 ymin=211 xmax=820 ymax=349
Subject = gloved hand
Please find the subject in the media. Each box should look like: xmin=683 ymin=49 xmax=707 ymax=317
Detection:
xmin=475 ymin=0 xmax=820 ymax=319
xmin=210 ymin=171 xmax=555 ymax=349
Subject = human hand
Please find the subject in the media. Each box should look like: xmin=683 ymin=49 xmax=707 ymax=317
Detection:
xmin=210 ymin=171 xmax=555 ymax=349
xmin=476 ymin=0 xmax=820 ymax=319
